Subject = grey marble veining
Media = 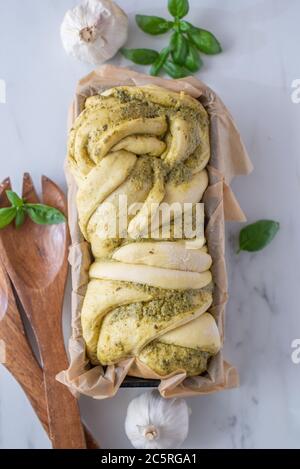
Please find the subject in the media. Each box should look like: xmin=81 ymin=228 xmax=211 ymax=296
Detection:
xmin=0 ymin=0 xmax=300 ymax=449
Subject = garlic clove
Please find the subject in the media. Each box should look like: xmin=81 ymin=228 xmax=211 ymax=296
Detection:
xmin=60 ymin=0 xmax=128 ymax=65
xmin=125 ymin=390 xmax=190 ymax=449
xmin=137 ymin=425 xmax=160 ymax=441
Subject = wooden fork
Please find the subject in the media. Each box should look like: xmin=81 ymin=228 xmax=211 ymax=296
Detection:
xmin=0 ymin=174 xmax=86 ymax=449
xmin=0 ymin=260 xmax=99 ymax=448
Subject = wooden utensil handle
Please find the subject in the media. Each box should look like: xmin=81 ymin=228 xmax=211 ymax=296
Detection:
xmin=15 ymin=268 xmax=86 ymax=449
xmin=34 ymin=325 xmax=86 ymax=449
xmin=0 ymin=178 xmax=93 ymax=448
xmin=83 ymin=428 xmax=99 ymax=450
xmin=5 ymin=345 xmax=49 ymax=434
xmin=2 ymin=314 xmax=98 ymax=447
xmin=43 ymin=374 xmax=86 ymax=449
xmin=5 ymin=351 xmax=98 ymax=448
xmin=1 ymin=292 xmax=86 ymax=448
xmin=5 ymin=358 xmax=99 ymax=448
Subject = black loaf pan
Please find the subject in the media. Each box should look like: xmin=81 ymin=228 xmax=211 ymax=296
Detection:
xmin=121 ymin=376 xmax=159 ymax=388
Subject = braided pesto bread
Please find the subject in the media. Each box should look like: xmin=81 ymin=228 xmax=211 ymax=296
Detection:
xmin=68 ymin=85 xmax=221 ymax=377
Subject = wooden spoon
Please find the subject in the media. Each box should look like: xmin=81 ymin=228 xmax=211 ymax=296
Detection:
xmin=0 ymin=175 xmax=86 ymax=449
xmin=0 ymin=259 xmax=49 ymax=432
xmin=0 ymin=261 xmax=99 ymax=448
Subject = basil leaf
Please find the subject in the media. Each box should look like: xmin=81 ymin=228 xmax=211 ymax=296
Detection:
xmin=170 ymin=32 xmax=188 ymax=66
xmin=0 ymin=207 xmax=17 ymax=229
xmin=15 ymin=208 xmax=26 ymax=229
xmin=185 ymin=42 xmax=203 ymax=72
xmin=6 ymin=190 xmax=23 ymax=208
xmin=238 ymin=220 xmax=280 ymax=253
xmin=121 ymin=48 xmax=159 ymax=65
xmin=179 ymin=20 xmax=192 ymax=32
xmin=188 ymin=27 xmax=222 ymax=54
xmin=163 ymin=60 xmax=189 ymax=78
xmin=168 ymin=0 xmax=189 ymax=19
xmin=150 ymin=47 xmax=170 ymax=76
xmin=25 ymin=204 xmax=66 ymax=225
xmin=170 ymin=32 xmax=178 ymax=51
xmin=136 ymin=15 xmax=173 ymax=35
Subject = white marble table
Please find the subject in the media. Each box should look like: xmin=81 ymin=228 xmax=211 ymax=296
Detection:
xmin=0 ymin=0 xmax=300 ymax=449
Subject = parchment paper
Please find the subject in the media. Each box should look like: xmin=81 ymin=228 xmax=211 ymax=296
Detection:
xmin=57 ymin=65 xmax=253 ymax=399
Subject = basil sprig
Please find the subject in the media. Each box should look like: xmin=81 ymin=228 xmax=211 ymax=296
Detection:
xmin=150 ymin=47 xmax=170 ymax=76
xmin=136 ymin=15 xmax=173 ymax=35
xmin=168 ymin=0 xmax=189 ymax=19
xmin=163 ymin=60 xmax=187 ymax=79
xmin=0 ymin=207 xmax=17 ymax=229
xmin=238 ymin=220 xmax=280 ymax=253
xmin=187 ymin=24 xmax=222 ymax=55
xmin=121 ymin=0 xmax=222 ymax=78
xmin=121 ymin=48 xmax=159 ymax=65
xmin=25 ymin=203 xmax=66 ymax=225
xmin=170 ymin=32 xmax=188 ymax=66
xmin=185 ymin=43 xmax=203 ymax=72
xmin=0 ymin=190 xmax=66 ymax=229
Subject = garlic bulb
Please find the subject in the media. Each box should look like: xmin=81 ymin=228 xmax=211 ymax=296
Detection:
xmin=125 ymin=390 xmax=190 ymax=449
xmin=60 ymin=0 xmax=128 ymax=65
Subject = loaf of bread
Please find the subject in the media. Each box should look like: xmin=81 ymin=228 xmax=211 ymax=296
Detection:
xmin=67 ymin=85 xmax=221 ymax=377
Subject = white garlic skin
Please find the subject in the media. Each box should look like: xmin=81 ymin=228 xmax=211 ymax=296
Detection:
xmin=60 ymin=0 xmax=128 ymax=65
xmin=125 ymin=390 xmax=190 ymax=449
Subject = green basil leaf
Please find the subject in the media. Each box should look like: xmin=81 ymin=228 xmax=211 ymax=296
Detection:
xmin=25 ymin=204 xmax=66 ymax=225
xmin=179 ymin=20 xmax=192 ymax=32
xmin=15 ymin=208 xmax=26 ymax=229
xmin=169 ymin=32 xmax=178 ymax=51
xmin=163 ymin=60 xmax=189 ymax=78
xmin=238 ymin=220 xmax=280 ymax=253
xmin=187 ymin=27 xmax=222 ymax=54
xmin=0 ymin=207 xmax=17 ymax=229
xmin=170 ymin=32 xmax=188 ymax=65
xmin=185 ymin=42 xmax=203 ymax=72
xmin=136 ymin=15 xmax=173 ymax=35
xmin=150 ymin=47 xmax=170 ymax=76
xmin=6 ymin=190 xmax=23 ymax=208
xmin=168 ymin=0 xmax=189 ymax=19
xmin=121 ymin=48 xmax=159 ymax=65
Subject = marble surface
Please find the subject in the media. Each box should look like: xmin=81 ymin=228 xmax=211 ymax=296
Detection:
xmin=0 ymin=0 xmax=300 ymax=449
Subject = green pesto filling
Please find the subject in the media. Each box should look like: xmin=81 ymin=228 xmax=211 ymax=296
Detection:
xmin=78 ymin=88 xmax=209 ymax=188
xmin=167 ymin=163 xmax=193 ymax=185
xmin=105 ymin=289 xmax=198 ymax=326
xmin=111 ymin=89 xmax=206 ymax=184
xmin=129 ymin=156 xmax=153 ymax=191
xmin=113 ymin=88 xmax=202 ymax=122
xmin=139 ymin=341 xmax=211 ymax=376
xmin=106 ymin=280 xmax=213 ymax=298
